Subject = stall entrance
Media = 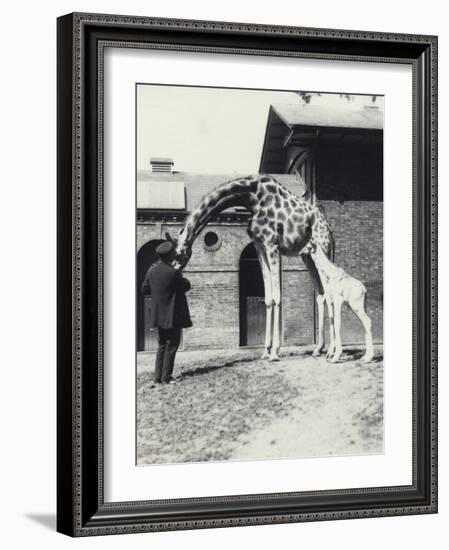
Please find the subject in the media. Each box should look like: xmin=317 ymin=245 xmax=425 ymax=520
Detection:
xmin=239 ymin=244 xmax=266 ymax=347
xmin=136 ymin=239 xmax=164 ymax=352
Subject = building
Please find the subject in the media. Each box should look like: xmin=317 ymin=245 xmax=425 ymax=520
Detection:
xmin=260 ymin=98 xmax=384 ymax=346
xmin=137 ymin=97 xmax=383 ymax=352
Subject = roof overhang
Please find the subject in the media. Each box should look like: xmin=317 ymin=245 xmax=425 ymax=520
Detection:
xmin=259 ymin=103 xmax=383 ymax=173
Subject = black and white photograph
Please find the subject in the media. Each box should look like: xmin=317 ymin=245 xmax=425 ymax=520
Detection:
xmin=136 ymin=85 xmax=384 ymax=465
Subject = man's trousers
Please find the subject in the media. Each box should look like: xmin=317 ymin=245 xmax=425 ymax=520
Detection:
xmin=154 ymin=327 xmax=181 ymax=383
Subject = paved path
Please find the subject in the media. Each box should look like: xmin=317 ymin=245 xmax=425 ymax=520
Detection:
xmin=230 ymin=350 xmax=383 ymax=461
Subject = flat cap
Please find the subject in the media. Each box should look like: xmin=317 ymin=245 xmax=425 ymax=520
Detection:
xmin=156 ymin=241 xmax=175 ymax=259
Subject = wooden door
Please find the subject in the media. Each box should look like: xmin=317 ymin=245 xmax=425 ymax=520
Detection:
xmin=137 ymin=239 xmax=164 ymax=352
xmin=143 ymin=296 xmax=159 ymax=351
xmin=246 ymin=296 xmax=266 ymax=346
xmin=143 ymin=295 xmax=184 ymax=352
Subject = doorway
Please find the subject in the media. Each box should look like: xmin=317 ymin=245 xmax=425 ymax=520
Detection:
xmin=239 ymin=243 xmax=266 ymax=346
xmin=136 ymin=239 xmax=164 ymax=351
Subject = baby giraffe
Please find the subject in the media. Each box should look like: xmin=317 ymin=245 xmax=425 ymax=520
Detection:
xmin=301 ymin=240 xmax=374 ymax=363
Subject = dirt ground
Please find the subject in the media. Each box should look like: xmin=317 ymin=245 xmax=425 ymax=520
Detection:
xmin=136 ymin=346 xmax=383 ymax=465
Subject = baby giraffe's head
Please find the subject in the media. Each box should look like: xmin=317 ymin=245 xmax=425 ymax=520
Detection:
xmin=299 ymin=239 xmax=317 ymax=256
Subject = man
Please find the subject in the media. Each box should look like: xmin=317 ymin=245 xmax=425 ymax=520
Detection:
xmin=141 ymin=241 xmax=192 ymax=384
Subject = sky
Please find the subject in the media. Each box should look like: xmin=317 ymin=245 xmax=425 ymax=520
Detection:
xmin=136 ymin=85 xmax=383 ymax=174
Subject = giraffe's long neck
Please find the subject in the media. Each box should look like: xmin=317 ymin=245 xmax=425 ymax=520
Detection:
xmin=180 ymin=177 xmax=257 ymax=249
xmin=311 ymin=245 xmax=343 ymax=283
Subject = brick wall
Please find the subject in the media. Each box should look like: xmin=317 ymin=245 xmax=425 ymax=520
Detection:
xmin=320 ymin=200 xmax=383 ymax=344
xmin=182 ymin=224 xmax=245 ymax=349
xmin=184 ymin=272 xmax=240 ymax=349
xmin=282 ymin=268 xmax=315 ymax=345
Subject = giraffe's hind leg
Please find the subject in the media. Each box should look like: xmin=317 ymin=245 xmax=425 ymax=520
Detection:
xmin=302 ymin=254 xmax=325 ymax=356
xmin=325 ymin=296 xmax=336 ymax=360
xmin=313 ymin=293 xmax=325 ymax=357
xmin=350 ymin=292 xmax=374 ymax=362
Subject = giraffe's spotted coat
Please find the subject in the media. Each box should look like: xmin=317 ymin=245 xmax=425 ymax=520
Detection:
xmin=278 ymin=211 xmax=286 ymax=222
xmin=175 ymin=174 xmax=333 ymax=264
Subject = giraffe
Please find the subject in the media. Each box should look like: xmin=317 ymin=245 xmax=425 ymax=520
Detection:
xmin=165 ymin=174 xmax=334 ymax=361
xmin=300 ymin=239 xmax=374 ymax=363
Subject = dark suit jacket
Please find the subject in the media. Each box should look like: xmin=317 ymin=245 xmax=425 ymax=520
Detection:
xmin=141 ymin=260 xmax=192 ymax=329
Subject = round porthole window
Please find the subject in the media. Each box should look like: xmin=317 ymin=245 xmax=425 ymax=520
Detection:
xmin=203 ymin=231 xmax=221 ymax=251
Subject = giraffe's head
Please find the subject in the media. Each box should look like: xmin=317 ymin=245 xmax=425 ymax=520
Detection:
xmin=165 ymin=230 xmax=192 ymax=268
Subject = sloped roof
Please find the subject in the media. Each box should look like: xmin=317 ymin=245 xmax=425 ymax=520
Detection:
xmin=136 ymin=172 xmax=305 ymax=211
xmin=259 ymin=103 xmax=383 ymax=173
xmin=272 ymin=102 xmax=383 ymax=130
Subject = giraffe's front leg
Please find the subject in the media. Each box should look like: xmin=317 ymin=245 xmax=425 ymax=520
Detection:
xmin=254 ymin=242 xmax=273 ymax=359
xmin=312 ymin=293 xmax=325 ymax=357
xmin=269 ymin=301 xmax=281 ymax=362
xmin=268 ymin=252 xmax=281 ymax=362
xmin=262 ymin=303 xmax=273 ymax=359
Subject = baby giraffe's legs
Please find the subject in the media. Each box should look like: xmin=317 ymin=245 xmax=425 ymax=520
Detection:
xmin=325 ymin=297 xmax=336 ymax=360
xmin=350 ymin=293 xmax=374 ymax=362
xmin=312 ymin=293 xmax=325 ymax=357
xmin=330 ymin=297 xmax=343 ymax=362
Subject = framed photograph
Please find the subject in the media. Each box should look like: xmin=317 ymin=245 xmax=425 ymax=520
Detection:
xmin=57 ymin=12 xmax=438 ymax=536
